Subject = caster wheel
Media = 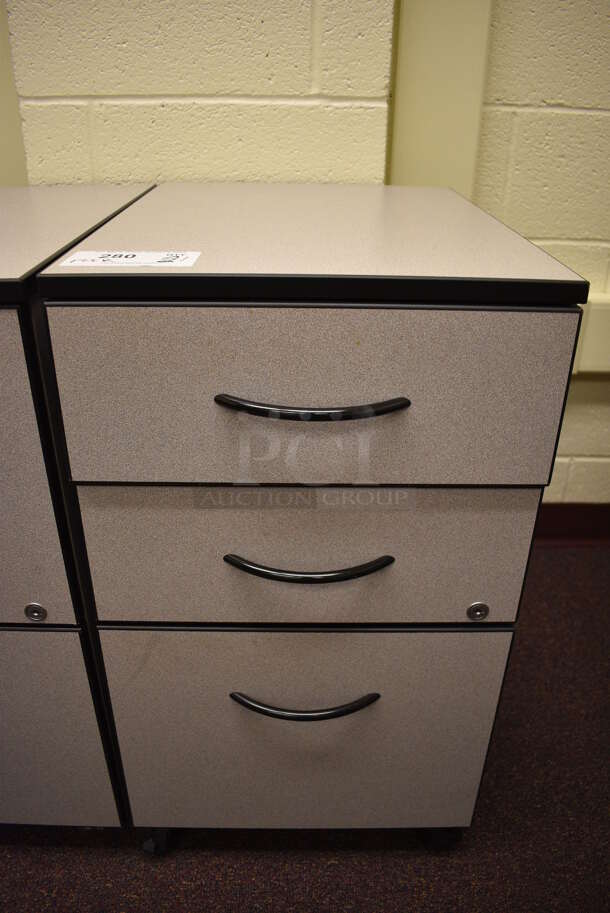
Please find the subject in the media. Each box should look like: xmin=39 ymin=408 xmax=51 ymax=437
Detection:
xmin=416 ymin=827 xmax=463 ymax=852
xmin=142 ymin=828 xmax=171 ymax=856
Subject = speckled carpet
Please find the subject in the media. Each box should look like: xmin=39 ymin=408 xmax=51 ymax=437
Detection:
xmin=1 ymin=544 xmax=608 ymax=913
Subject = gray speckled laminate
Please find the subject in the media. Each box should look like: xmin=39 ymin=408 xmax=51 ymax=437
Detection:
xmin=42 ymin=184 xmax=582 ymax=284
xmin=50 ymin=306 xmax=578 ymax=484
xmin=0 ymin=311 xmax=73 ymax=623
xmin=0 ymin=631 xmax=119 ymax=825
xmin=101 ymin=629 xmax=512 ymax=828
xmin=80 ymin=485 xmax=539 ymax=623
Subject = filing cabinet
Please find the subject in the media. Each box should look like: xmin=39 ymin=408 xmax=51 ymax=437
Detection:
xmin=0 ymin=184 xmax=150 ymax=825
xmin=37 ymin=183 xmax=586 ymax=833
xmin=101 ymin=630 xmax=512 ymax=828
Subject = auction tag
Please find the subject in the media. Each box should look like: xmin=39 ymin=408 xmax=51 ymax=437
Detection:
xmin=60 ymin=250 xmax=201 ymax=267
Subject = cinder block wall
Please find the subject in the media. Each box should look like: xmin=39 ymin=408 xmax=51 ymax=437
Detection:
xmin=6 ymin=0 xmax=393 ymax=183
xmin=475 ymin=0 xmax=609 ymax=291
xmin=474 ymin=0 xmax=610 ymax=503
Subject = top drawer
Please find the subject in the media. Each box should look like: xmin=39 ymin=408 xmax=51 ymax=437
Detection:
xmin=48 ymin=306 xmax=579 ymax=485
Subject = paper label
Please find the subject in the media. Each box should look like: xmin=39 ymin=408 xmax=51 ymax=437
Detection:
xmin=60 ymin=250 xmax=201 ymax=267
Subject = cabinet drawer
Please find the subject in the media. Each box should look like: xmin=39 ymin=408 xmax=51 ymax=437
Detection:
xmin=49 ymin=306 xmax=578 ymax=484
xmin=101 ymin=629 xmax=512 ymax=828
xmin=0 ymin=631 xmax=118 ymax=825
xmin=81 ymin=485 xmax=539 ymax=624
xmin=0 ymin=311 xmax=74 ymax=624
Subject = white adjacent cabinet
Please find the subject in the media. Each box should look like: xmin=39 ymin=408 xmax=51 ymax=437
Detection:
xmin=0 ymin=311 xmax=117 ymax=825
xmin=0 ymin=184 xmax=150 ymax=826
xmin=0 ymin=311 xmax=74 ymax=625
xmin=0 ymin=632 xmax=118 ymax=826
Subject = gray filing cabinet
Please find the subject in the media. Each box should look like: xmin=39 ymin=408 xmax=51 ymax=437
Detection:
xmin=0 ymin=184 xmax=150 ymax=825
xmin=37 ymin=183 xmax=585 ymax=831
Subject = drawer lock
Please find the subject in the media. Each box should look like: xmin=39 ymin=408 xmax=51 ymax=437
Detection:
xmin=467 ymin=602 xmax=490 ymax=621
xmin=24 ymin=602 xmax=48 ymax=622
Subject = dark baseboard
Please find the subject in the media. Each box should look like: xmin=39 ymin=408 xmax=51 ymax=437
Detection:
xmin=534 ymin=504 xmax=610 ymax=543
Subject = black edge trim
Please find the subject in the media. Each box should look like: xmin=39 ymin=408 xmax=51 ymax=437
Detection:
xmin=470 ymin=630 xmax=515 ymax=827
xmin=514 ymin=488 xmax=544 ymax=626
xmin=74 ymin=481 xmax=543 ymax=489
xmin=98 ymin=621 xmax=514 ymax=633
xmin=0 ymin=284 xmax=26 ymax=303
xmin=45 ymin=300 xmax=583 ymax=315
xmin=77 ymin=629 xmax=133 ymax=827
xmin=0 ymin=623 xmax=81 ymax=632
xmin=29 ymin=295 xmax=133 ymax=827
xmin=0 ymin=279 xmax=26 ymax=310
xmin=37 ymin=274 xmax=588 ymax=305
xmin=544 ymin=306 xmax=583 ymax=486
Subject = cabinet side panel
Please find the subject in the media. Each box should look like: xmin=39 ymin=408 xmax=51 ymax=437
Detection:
xmin=0 ymin=310 xmax=73 ymax=623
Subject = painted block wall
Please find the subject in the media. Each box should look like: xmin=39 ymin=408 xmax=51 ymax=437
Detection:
xmin=6 ymin=0 xmax=393 ymax=184
xmin=474 ymin=0 xmax=610 ymax=502
xmin=546 ymin=377 xmax=610 ymax=503
xmin=0 ymin=0 xmax=25 ymax=183
xmin=475 ymin=0 xmax=609 ymax=292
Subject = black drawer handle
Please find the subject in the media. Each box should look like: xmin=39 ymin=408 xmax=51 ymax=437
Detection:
xmin=230 ymin=691 xmax=381 ymax=722
xmin=223 ymin=553 xmax=394 ymax=584
xmin=214 ymin=393 xmax=410 ymax=421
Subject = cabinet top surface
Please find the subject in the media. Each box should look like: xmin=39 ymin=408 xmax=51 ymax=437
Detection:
xmin=40 ymin=183 xmax=585 ymax=296
xmin=0 ymin=183 xmax=151 ymax=292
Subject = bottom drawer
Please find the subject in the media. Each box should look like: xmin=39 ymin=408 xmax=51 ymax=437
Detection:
xmin=102 ymin=630 xmax=512 ymax=828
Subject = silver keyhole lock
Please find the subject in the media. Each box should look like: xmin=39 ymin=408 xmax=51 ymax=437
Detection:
xmin=467 ymin=602 xmax=489 ymax=621
xmin=24 ymin=603 xmax=47 ymax=622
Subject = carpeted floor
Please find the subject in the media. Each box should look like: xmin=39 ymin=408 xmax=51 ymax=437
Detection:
xmin=1 ymin=544 xmax=608 ymax=913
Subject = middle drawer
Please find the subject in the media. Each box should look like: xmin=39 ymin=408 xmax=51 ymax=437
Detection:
xmin=79 ymin=486 xmax=539 ymax=624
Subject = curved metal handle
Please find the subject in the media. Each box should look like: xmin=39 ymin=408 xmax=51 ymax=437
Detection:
xmin=223 ymin=553 xmax=394 ymax=584
xmin=214 ymin=393 xmax=410 ymax=421
xmin=230 ymin=691 xmax=381 ymax=722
